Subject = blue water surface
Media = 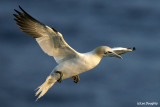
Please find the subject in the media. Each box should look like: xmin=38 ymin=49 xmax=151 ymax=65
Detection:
xmin=0 ymin=0 xmax=160 ymax=107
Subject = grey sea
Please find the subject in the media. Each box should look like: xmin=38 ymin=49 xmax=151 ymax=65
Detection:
xmin=0 ymin=0 xmax=160 ymax=107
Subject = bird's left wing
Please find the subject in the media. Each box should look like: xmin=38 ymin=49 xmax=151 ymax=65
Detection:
xmin=112 ymin=47 xmax=136 ymax=55
xmin=13 ymin=6 xmax=79 ymax=63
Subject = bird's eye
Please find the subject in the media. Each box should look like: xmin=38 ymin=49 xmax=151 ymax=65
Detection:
xmin=108 ymin=51 xmax=112 ymax=53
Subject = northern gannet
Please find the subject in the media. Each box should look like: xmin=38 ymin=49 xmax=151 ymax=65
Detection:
xmin=13 ymin=6 xmax=135 ymax=101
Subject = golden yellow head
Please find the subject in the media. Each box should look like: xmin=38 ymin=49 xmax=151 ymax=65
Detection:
xmin=94 ymin=46 xmax=122 ymax=59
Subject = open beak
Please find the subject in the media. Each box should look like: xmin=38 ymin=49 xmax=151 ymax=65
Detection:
xmin=112 ymin=52 xmax=123 ymax=59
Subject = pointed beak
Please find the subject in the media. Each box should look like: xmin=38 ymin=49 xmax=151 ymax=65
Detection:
xmin=112 ymin=52 xmax=123 ymax=59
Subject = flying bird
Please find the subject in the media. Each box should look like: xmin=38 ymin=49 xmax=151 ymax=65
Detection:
xmin=13 ymin=6 xmax=135 ymax=101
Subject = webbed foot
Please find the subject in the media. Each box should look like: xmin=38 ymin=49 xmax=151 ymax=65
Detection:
xmin=56 ymin=71 xmax=63 ymax=83
xmin=72 ymin=75 xmax=80 ymax=83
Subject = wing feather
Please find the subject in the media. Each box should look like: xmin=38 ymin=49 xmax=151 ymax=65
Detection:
xmin=14 ymin=6 xmax=79 ymax=63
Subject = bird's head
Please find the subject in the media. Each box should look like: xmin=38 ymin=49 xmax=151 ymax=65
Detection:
xmin=94 ymin=46 xmax=122 ymax=59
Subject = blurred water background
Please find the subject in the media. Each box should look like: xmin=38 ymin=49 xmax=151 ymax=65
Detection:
xmin=0 ymin=0 xmax=160 ymax=107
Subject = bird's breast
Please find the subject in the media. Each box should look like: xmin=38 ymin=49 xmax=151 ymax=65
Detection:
xmin=54 ymin=53 xmax=102 ymax=79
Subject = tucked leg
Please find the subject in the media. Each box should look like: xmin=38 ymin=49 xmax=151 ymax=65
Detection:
xmin=56 ymin=71 xmax=63 ymax=83
xmin=72 ymin=75 xmax=80 ymax=83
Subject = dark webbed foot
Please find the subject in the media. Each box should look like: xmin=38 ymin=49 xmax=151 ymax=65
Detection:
xmin=56 ymin=71 xmax=63 ymax=83
xmin=72 ymin=75 xmax=80 ymax=83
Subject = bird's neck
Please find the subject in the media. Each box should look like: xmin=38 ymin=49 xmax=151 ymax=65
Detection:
xmin=83 ymin=50 xmax=103 ymax=65
xmin=92 ymin=49 xmax=104 ymax=59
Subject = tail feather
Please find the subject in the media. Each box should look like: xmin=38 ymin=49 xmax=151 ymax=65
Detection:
xmin=35 ymin=76 xmax=57 ymax=101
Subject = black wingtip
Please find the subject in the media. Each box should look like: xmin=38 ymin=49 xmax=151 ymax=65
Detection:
xmin=19 ymin=5 xmax=25 ymax=13
xmin=52 ymin=27 xmax=58 ymax=33
xmin=13 ymin=14 xmax=19 ymax=19
xmin=18 ymin=5 xmax=28 ymax=15
xmin=14 ymin=9 xmax=21 ymax=14
xmin=128 ymin=47 xmax=136 ymax=51
xmin=19 ymin=5 xmax=23 ymax=10
xmin=19 ymin=5 xmax=21 ymax=8
xmin=133 ymin=47 xmax=136 ymax=51
xmin=13 ymin=14 xmax=16 ymax=17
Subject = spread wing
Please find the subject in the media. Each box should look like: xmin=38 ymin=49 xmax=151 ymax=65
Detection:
xmin=112 ymin=47 xmax=136 ymax=55
xmin=13 ymin=6 xmax=79 ymax=63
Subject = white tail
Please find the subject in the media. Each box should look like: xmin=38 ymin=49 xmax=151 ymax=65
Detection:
xmin=35 ymin=75 xmax=57 ymax=101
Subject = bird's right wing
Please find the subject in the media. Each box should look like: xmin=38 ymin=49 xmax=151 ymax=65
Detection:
xmin=13 ymin=6 xmax=79 ymax=63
